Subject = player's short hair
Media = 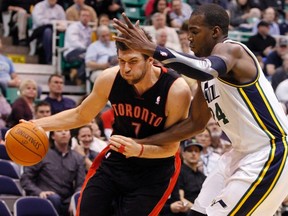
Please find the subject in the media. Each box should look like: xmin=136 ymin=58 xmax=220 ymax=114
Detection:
xmin=192 ymin=3 xmax=229 ymax=36
xmin=115 ymin=29 xmax=153 ymax=60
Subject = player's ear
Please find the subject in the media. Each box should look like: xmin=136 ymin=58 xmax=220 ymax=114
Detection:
xmin=148 ymin=57 xmax=154 ymax=64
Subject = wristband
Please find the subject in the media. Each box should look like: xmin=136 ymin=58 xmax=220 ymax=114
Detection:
xmin=138 ymin=144 xmax=144 ymax=157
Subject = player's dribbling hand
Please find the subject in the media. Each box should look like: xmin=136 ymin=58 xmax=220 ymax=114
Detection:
xmin=109 ymin=135 xmax=142 ymax=158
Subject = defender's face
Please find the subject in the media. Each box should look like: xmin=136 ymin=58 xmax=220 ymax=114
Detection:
xmin=118 ymin=50 xmax=149 ymax=85
xmin=188 ymin=14 xmax=214 ymax=57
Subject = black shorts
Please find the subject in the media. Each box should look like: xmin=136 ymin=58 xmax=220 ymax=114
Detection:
xmin=78 ymin=149 xmax=181 ymax=216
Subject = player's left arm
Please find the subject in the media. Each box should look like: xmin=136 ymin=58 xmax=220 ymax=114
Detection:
xmin=109 ymin=77 xmax=192 ymax=158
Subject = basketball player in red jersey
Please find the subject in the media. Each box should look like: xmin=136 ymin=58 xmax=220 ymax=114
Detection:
xmin=29 ymin=32 xmax=191 ymax=215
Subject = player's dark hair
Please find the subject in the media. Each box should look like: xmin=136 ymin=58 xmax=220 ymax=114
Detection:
xmin=192 ymin=3 xmax=229 ymax=36
xmin=115 ymin=29 xmax=153 ymax=60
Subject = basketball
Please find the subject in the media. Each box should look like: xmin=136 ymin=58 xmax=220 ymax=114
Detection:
xmin=5 ymin=121 xmax=49 ymax=166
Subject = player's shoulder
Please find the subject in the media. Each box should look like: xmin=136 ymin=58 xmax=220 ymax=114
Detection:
xmin=97 ymin=66 xmax=119 ymax=81
xmin=169 ymin=76 xmax=191 ymax=98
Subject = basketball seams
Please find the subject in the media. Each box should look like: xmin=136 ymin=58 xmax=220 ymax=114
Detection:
xmin=9 ymin=131 xmax=43 ymax=158
xmin=6 ymin=135 xmax=40 ymax=165
xmin=19 ymin=124 xmax=49 ymax=153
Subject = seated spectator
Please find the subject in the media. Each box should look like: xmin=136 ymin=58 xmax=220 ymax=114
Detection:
xmin=64 ymin=8 xmax=92 ymax=85
xmin=169 ymin=0 xmax=192 ymax=29
xmin=178 ymin=30 xmax=193 ymax=54
xmin=252 ymin=7 xmax=280 ymax=36
xmin=264 ymin=37 xmax=288 ymax=77
xmin=34 ymin=100 xmax=52 ymax=119
xmin=279 ymin=10 xmax=288 ymax=35
xmin=6 ymin=79 xmax=38 ymax=128
xmin=72 ymin=125 xmax=98 ymax=171
xmin=160 ymin=140 xmax=206 ymax=216
xmin=145 ymin=0 xmax=171 ymax=26
xmin=206 ymin=117 xmax=231 ymax=155
xmin=0 ymin=39 xmax=21 ymax=97
xmin=85 ymin=25 xmax=117 ymax=83
xmin=30 ymin=0 xmax=66 ymax=64
xmin=143 ymin=12 xmax=181 ymax=51
xmin=2 ymin=0 xmax=39 ymax=45
xmin=0 ymin=93 xmax=11 ymax=129
xmin=271 ymin=53 xmax=288 ymax=90
xmin=44 ymin=74 xmax=76 ymax=114
xmin=20 ymin=129 xmax=86 ymax=216
xmin=98 ymin=13 xmax=111 ymax=26
xmin=195 ymin=128 xmax=221 ymax=176
xmin=246 ymin=20 xmax=276 ymax=58
xmin=86 ymin=0 xmax=124 ymax=19
xmin=228 ymin=0 xmax=261 ymax=31
xmin=66 ymin=0 xmax=97 ymax=25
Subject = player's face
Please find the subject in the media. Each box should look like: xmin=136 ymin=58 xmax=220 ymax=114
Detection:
xmin=188 ymin=14 xmax=215 ymax=57
xmin=118 ymin=50 xmax=149 ymax=85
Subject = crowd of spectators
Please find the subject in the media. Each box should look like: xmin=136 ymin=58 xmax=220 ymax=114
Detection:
xmin=1 ymin=0 xmax=288 ymax=215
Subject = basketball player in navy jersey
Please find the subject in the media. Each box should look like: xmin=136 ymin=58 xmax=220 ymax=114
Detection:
xmin=29 ymin=32 xmax=191 ymax=215
xmin=112 ymin=3 xmax=288 ymax=216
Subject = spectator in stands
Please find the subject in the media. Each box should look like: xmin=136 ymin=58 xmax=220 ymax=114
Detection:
xmin=44 ymin=74 xmax=76 ymax=114
xmin=98 ymin=13 xmax=111 ymax=26
xmin=189 ymin=0 xmax=228 ymax=9
xmin=2 ymin=0 xmax=40 ymax=46
xmin=155 ymin=28 xmax=168 ymax=47
xmin=195 ymin=128 xmax=220 ymax=176
xmin=160 ymin=139 xmax=206 ymax=216
xmin=206 ymin=117 xmax=231 ymax=155
xmin=0 ymin=93 xmax=11 ymax=129
xmin=271 ymin=53 xmax=288 ymax=90
xmin=145 ymin=0 xmax=171 ymax=26
xmin=31 ymin=0 xmax=66 ymax=64
xmin=279 ymin=10 xmax=288 ymax=35
xmin=169 ymin=0 xmax=192 ymax=29
xmin=264 ymin=37 xmax=288 ymax=77
xmin=72 ymin=125 xmax=98 ymax=171
xmin=246 ymin=20 xmax=276 ymax=58
xmin=57 ymin=0 xmax=74 ymax=10
xmin=20 ymin=129 xmax=86 ymax=216
xmin=0 ymin=39 xmax=21 ymax=97
xmin=85 ymin=0 xmax=124 ymax=19
xmin=66 ymin=0 xmax=97 ymax=25
xmin=6 ymin=79 xmax=38 ymax=128
xmin=178 ymin=30 xmax=193 ymax=54
xmin=64 ymin=8 xmax=92 ymax=85
xmin=228 ymin=0 xmax=261 ymax=31
xmin=143 ymin=13 xmax=181 ymax=52
xmin=35 ymin=100 xmax=52 ymax=119
xmin=85 ymin=25 xmax=117 ymax=83
xmin=252 ymin=7 xmax=280 ymax=36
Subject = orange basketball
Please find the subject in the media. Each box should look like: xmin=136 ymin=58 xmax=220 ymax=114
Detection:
xmin=5 ymin=121 xmax=49 ymax=166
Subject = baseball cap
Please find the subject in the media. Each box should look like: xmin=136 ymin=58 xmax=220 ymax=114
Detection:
xmin=279 ymin=37 xmax=288 ymax=47
xmin=182 ymin=140 xmax=203 ymax=151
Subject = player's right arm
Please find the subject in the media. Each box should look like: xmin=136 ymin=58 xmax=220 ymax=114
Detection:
xmin=32 ymin=67 xmax=119 ymax=131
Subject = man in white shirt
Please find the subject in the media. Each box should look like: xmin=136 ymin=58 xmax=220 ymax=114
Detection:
xmin=64 ymin=8 xmax=92 ymax=84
